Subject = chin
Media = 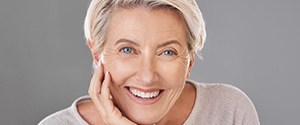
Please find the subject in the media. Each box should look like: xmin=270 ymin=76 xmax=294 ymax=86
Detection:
xmin=117 ymin=101 xmax=166 ymax=124
xmin=126 ymin=111 xmax=162 ymax=125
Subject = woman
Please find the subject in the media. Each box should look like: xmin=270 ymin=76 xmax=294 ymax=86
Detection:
xmin=39 ymin=0 xmax=260 ymax=124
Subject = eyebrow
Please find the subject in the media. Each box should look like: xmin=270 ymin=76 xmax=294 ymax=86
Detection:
xmin=157 ymin=40 xmax=182 ymax=48
xmin=114 ymin=39 xmax=140 ymax=46
xmin=114 ymin=39 xmax=182 ymax=48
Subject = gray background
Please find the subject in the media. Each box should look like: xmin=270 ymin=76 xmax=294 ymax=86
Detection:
xmin=0 ymin=0 xmax=299 ymax=124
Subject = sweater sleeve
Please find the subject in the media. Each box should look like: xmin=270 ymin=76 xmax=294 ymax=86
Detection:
xmin=219 ymin=84 xmax=260 ymax=125
xmin=234 ymin=87 xmax=260 ymax=125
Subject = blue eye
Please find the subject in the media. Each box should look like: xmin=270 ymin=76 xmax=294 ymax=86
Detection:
xmin=121 ymin=47 xmax=133 ymax=54
xmin=163 ymin=50 xmax=176 ymax=56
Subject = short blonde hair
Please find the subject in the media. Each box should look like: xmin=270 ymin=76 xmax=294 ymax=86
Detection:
xmin=84 ymin=0 xmax=206 ymax=56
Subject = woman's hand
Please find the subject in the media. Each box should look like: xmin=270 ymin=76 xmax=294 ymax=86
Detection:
xmin=88 ymin=62 xmax=136 ymax=125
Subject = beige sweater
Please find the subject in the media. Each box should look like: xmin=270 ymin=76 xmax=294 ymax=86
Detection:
xmin=39 ymin=80 xmax=260 ymax=125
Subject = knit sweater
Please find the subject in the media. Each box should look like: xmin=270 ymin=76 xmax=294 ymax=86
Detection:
xmin=38 ymin=80 xmax=260 ymax=125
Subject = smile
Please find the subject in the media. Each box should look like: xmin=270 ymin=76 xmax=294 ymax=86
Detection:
xmin=129 ymin=87 xmax=160 ymax=99
xmin=125 ymin=86 xmax=164 ymax=104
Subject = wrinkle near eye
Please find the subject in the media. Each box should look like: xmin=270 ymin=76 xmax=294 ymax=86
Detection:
xmin=176 ymin=56 xmax=190 ymax=69
xmin=101 ymin=48 xmax=120 ymax=64
xmin=174 ymin=50 xmax=191 ymax=69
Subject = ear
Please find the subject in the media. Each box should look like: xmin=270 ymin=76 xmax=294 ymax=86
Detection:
xmin=87 ymin=40 xmax=100 ymax=64
xmin=186 ymin=54 xmax=195 ymax=79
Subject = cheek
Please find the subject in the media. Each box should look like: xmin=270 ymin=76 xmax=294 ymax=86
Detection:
xmin=160 ymin=59 xmax=188 ymax=75
xmin=104 ymin=57 xmax=138 ymax=85
xmin=157 ymin=59 xmax=188 ymax=109
xmin=157 ymin=59 xmax=189 ymax=86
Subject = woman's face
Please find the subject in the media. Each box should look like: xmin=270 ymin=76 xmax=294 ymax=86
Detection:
xmin=100 ymin=7 xmax=193 ymax=124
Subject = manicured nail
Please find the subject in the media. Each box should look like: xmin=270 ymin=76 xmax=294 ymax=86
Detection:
xmin=105 ymin=71 xmax=109 ymax=78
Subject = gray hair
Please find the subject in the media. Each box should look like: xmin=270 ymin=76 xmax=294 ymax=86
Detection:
xmin=84 ymin=0 xmax=206 ymax=56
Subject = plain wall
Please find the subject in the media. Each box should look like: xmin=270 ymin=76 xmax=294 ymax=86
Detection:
xmin=0 ymin=0 xmax=299 ymax=124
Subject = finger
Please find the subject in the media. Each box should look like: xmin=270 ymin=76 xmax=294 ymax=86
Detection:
xmin=88 ymin=63 xmax=107 ymax=116
xmin=96 ymin=72 xmax=137 ymax=125
xmin=101 ymin=71 xmax=114 ymax=110
xmin=89 ymin=63 xmax=104 ymax=94
xmin=96 ymin=72 xmax=115 ymax=121
xmin=100 ymin=72 xmax=117 ymax=116
xmin=101 ymin=71 xmax=111 ymax=99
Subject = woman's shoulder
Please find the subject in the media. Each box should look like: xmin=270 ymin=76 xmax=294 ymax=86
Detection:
xmin=38 ymin=107 xmax=74 ymax=125
xmin=188 ymin=80 xmax=253 ymax=104
xmin=186 ymin=80 xmax=260 ymax=125
xmin=38 ymin=96 xmax=90 ymax=125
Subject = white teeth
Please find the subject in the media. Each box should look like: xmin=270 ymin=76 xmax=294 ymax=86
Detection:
xmin=129 ymin=88 xmax=160 ymax=99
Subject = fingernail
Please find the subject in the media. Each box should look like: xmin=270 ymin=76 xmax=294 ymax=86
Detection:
xmin=100 ymin=54 xmax=105 ymax=64
xmin=105 ymin=71 xmax=111 ymax=80
xmin=105 ymin=71 xmax=109 ymax=78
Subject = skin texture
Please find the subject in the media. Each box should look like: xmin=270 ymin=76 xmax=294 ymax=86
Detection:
xmin=80 ymin=7 xmax=196 ymax=125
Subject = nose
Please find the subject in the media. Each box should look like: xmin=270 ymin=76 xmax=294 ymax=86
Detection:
xmin=135 ymin=55 xmax=159 ymax=85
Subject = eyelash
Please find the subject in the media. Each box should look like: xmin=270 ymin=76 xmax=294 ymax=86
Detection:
xmin=119 ymin=47 xmax=137 ymax=54
xmin=161 ymin=50 xmax=178 ymax=56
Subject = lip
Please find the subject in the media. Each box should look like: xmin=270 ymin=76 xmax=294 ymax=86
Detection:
xmin=125 ymin=86 xmax=164 ymax=105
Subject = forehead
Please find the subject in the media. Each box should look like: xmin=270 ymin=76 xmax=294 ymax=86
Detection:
xmin=105 ymin=7 xmax=187 ymax=46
